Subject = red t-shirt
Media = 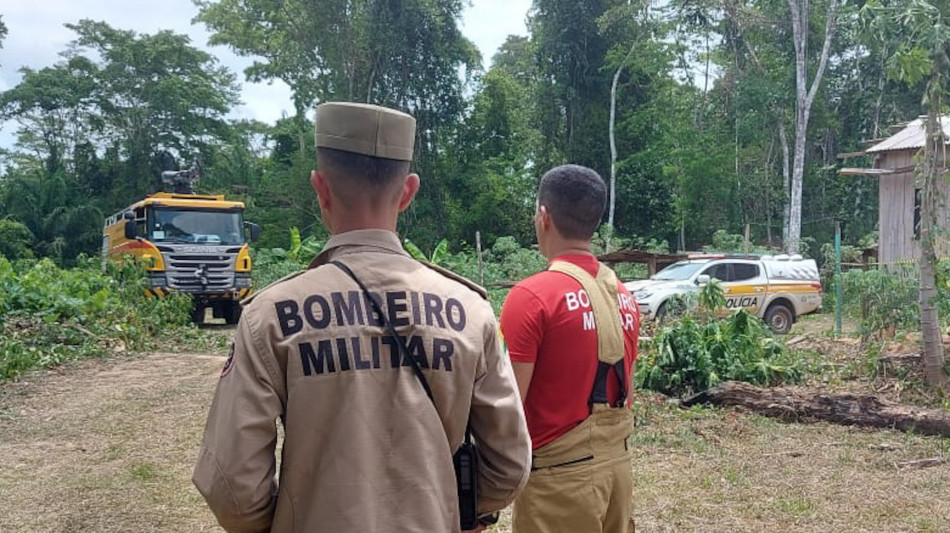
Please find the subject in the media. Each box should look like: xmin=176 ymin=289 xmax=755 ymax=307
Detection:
xmin=500 ymin=254 xmax=640 ymax=449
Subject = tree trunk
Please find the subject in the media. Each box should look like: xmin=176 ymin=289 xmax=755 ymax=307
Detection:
xmin=919 ymin=109 xmax=946 ymax=388
xmin=873 ymin=51 xmax=887 ymax=138
xmin=779 ymin=122 xmax=791 ymax=246
xmin=607 ymin=44 xmax=637 ymax=253
xmin=682 ymin=381 xmax=950 ymax=437
xmin=785 ymin=0 xmax=839 ymax=253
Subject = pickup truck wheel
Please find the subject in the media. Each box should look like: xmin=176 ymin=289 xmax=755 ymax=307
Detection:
xmin=765 ymin=304 xmax=793 ymax=335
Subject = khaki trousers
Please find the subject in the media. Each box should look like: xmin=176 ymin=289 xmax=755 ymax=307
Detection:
xmin=512 ymin=405 xmax=635 ymax=533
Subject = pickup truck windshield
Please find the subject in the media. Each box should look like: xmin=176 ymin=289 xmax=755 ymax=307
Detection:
xmin=149 ymin=208 xmax=245 ymax=245
xmin=653 ymin=261 xmax=707 ymax=281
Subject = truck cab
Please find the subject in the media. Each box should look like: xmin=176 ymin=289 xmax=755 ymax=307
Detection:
xmin=625 ymin=254 xmax=822 ymax=334
xmin=103 ymin=192 xmax=260 ymax=324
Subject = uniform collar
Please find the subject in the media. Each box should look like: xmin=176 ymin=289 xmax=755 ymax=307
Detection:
xmin=308 ymin=229 xmax=408 ymax=269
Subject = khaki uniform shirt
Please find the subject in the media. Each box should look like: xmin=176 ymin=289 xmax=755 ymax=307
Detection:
xmin=194 ymin=229 xmax=531 ymax=533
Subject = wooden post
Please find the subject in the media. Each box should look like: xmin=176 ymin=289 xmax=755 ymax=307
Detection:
xmin=835 ymin=221 xmax=843 ymax=337
xmin=476 ymin=231 xmax=484 ymax=286
xmin=744 ymin=222 xmax=751 ymax=255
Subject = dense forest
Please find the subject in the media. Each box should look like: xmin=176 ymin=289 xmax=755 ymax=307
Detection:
xmin=0 ymin=0 xmax=939 ymax=265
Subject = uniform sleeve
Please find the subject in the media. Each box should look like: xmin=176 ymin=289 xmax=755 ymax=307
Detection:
xmin=193 ymin=313 xmax=283 ymax=533
xmin=469 ymin=311 xmax=532 ymax=514
xmin=499 ymin=285 xmax=545 ymax=363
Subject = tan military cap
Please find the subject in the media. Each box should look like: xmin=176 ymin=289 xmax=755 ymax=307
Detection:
xmin=315 ymin=102 xmax=416 ymax=162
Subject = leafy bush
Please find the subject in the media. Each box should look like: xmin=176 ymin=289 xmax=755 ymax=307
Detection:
xmin=0 ymin=219 xmax=35 ymax=260
xmin=636 ymin=310 xmax=803 ymax=397
xmin=838 ymin=268 xmax=920 ymax=340
xmin=440 ymin=236 xmax=547 ymax=313
xmin=0 ymin=256 xmax=192 ymax=380
xmin=251 ymin=227 xmax=323 ymax=289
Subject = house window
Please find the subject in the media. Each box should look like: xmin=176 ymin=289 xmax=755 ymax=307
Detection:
xmin=914 ymin=188 xmax=922 ymax=241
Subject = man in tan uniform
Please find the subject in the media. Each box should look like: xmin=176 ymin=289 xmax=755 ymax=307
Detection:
xmin=194 ymin=102 xmax=532 ymax=533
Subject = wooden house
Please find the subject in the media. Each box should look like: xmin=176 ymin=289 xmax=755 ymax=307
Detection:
xmin=841 ymin=117 xmax=950 ymax=266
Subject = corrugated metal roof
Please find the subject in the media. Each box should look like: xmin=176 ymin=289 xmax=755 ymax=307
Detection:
xmin=866 ymin=116 xmax=950 ymax=153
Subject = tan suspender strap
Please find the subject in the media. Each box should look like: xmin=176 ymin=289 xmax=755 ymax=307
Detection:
xmin=548 ymin=260 xmax=624 ymax=365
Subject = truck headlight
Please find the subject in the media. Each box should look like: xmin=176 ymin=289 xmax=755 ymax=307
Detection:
xmin=634 ymin=290 xmax=652 ymax=300
xmin=148 ymin=273 xmax=167 ymax=287
xmin=234 ymin=275 xmax=252 ymax=288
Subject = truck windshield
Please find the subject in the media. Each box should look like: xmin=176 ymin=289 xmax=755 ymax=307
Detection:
xmin=652 ymin=261 xmax=707 ymax=281
xmin=149 ymin=208 xmax=245 ymax=245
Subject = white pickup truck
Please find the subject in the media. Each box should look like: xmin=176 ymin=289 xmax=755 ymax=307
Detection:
xmin=624 ymin=254 xmax=823 ymax=334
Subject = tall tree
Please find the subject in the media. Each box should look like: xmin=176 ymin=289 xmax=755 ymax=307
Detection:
xmin=882 ymin=0 xmax=949 ymax=388
xmin=785 ymin=0 xmax=840 ymax=253
xmin=64 ymin=20 xmax=240 ymax=198
xmin=195 ymin=0 xmax=479 ymax=246
xmin=531 ymin=0 xmax=614 ymax=176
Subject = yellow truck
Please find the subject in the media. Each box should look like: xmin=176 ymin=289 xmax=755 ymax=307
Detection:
xmin=102 ymin=169 xmax=260 ymax=324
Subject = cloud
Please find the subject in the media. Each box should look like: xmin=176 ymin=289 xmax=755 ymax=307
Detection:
xmin=462 ymin=0 xmax=531 ymax=66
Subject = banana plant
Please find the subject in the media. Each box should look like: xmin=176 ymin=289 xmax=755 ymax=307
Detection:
xmin=404 ymin=238 xmax=448 ymax=266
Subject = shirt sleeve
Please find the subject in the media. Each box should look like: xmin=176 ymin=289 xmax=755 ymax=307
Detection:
xmin=500 ymin=285 xmax=545 ymax=364
xmin=193 ymin=313 xmax=282 ymax=533
xmin=469 ymin=311 xmax=532 ymax=514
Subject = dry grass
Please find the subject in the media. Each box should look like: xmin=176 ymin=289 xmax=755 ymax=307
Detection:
xmin=1 ymin=324 xmax=949 ymax=533
xmin=0 ymin=351 xmax=224 ymax=532
xmin=630 ymin=392 xmax=950 ymax=532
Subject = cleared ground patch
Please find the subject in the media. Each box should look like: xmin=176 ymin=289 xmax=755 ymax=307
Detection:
xmin=1 ymin=343 xmax=948 ymax=532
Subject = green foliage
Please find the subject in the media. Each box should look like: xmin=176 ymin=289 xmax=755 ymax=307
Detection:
xmin=404 ymin=238 xmax=449 ymax=265
xmin=251 ymin=227 xmax=324 ymax=289
xmin=0 ymin=220 xmax=35 ymax=260
xmin=698 ymin=279 xmax=727 ymax=313
xmin=440 ymin=236 xmax=547 ymax=313
xmin=0 ymin=256 xmax=191 ymax=380
xmin=839 ymin=268 xmax=921 ymax=339
xmin=637 ymin=311 xmax=803 ymax=396
xmin=702 ymin=230 xmax=772 ymax=255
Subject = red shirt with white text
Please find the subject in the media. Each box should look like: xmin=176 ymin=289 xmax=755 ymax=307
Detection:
xmin=500 ymin=254 xmax=639 ymax=449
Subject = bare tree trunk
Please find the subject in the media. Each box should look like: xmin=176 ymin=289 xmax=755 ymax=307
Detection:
xmin=873 ymin=50 xmax=887 ymax=138
xmin=607 ymin=44 xmax=637 ymax=252
xmin=785 ymin=0 xmax=839 ymax=253
xmin=919 ymin=109 xmax=946 ymax=388
xmin=779 ymin=122 xmax=791 ymax=246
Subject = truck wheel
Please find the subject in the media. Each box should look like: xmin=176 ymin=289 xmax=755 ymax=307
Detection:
xmin=654 ymin=302 xmax=667 ymax=323
xmin=224 ymin=301 xmax=242 ymax=325
xmin=765 ymin=304 xmax=794 ymax=335
xmin=191 ymin=304 xmax=206 ymax=325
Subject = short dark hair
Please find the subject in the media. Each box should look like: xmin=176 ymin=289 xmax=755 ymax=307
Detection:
xmin=537 ymin=164 xmax=607 ymax=240
xmin=317 ymin=147 xmax=411 ymax=188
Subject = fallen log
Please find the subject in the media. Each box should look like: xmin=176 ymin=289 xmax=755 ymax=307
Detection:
xmin=895 ymin=457 xmax=946 ymax=469
xmin=681 ymin=381 xmax=950 ymax=438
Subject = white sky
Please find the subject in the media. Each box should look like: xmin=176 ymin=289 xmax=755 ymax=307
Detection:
xmin=0 ymin=0 xmax=532 ymax=149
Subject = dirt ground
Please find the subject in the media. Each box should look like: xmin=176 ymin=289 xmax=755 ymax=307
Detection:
xmin=1 ymin=332 xmax=949 ymax=533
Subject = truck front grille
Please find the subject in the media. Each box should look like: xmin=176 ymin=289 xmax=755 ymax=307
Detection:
xmin=160 ymin=250 xmax=238 ymax=293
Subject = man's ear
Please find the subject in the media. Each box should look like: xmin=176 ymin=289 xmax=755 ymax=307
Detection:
xmin=538 ymin=205 xmax=552 ymax=231
xmin=397 ymin=173 xmax=420 ymax=212
xmin=312 ymin=170 xmax=331 ymax=212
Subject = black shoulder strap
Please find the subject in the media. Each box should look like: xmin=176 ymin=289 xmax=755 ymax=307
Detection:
xmin=330 ymin=260 xmax=434 ymax=402
xmin=331 ymin=260 xmax=473 ymax=446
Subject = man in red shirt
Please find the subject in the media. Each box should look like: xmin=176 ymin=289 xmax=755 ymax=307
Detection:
xmin=501 ymin=164 xmax=639 ymax=533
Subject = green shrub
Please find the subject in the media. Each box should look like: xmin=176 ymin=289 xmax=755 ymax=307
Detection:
xmin=838 ymin=268 xmax=920 ymax=339
xmin=0 ymin=256 xmax=192 ymax=380
xmin=636 ymin=310 xmax=803 ymax=396
xmin=0 ymin=219 xmax=35 ymax=260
